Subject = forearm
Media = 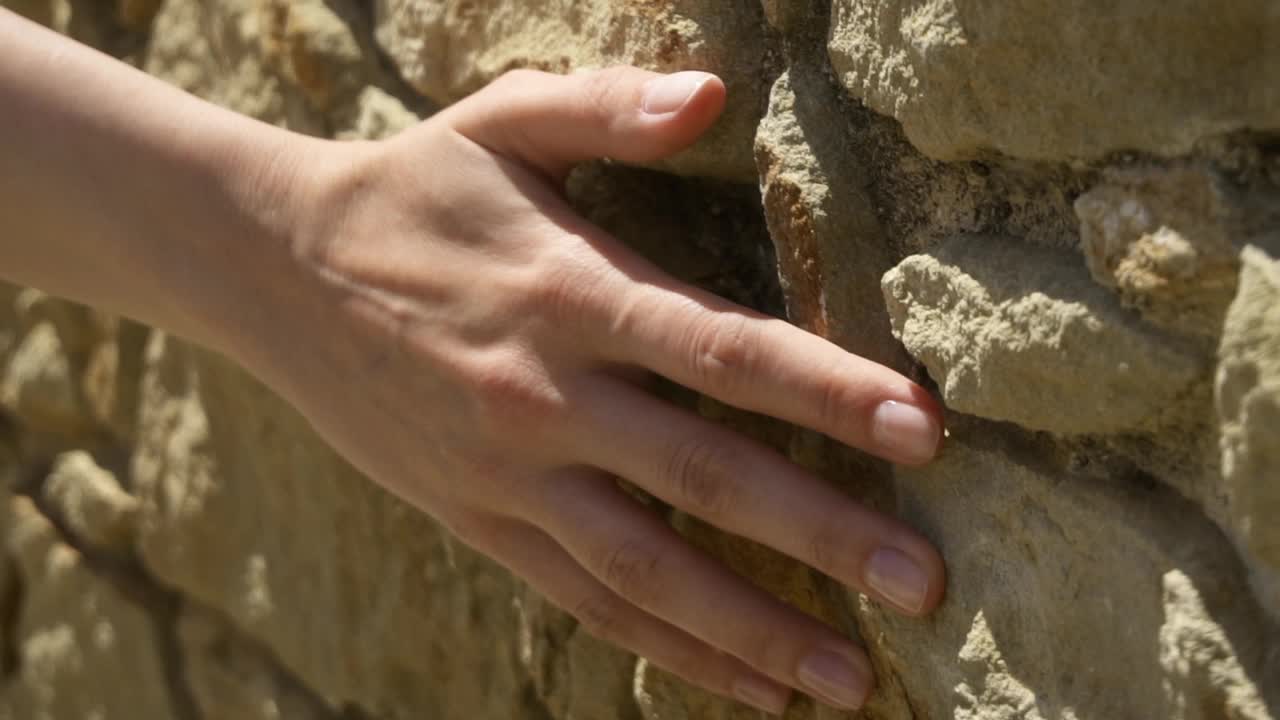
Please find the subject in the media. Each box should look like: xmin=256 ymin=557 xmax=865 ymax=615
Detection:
xmin=0 ymin=8 xmax=310 ymax=353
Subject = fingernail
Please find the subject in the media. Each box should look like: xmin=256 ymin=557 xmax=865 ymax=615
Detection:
xmin=871 ymin=401 xmax=940 ymax=465
xmin=866 ymin=546 xmax=929 ymax=614
xmin=797 ymin=649 xmax=870 ymax=710
xmin=732 ymin=673 xmax=790 ymax=715
xmin=642 ymin=71 xmax=713 ymax=114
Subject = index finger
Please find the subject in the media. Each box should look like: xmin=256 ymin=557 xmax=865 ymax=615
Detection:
xmin=601 ymin=283 xmax=943 ymax=466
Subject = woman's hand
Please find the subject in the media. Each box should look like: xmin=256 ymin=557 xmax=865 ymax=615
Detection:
xmin=255 ymin=67 xmax=946 ymax=715
xmin=0 ymin=12 xmax=939 ymax=712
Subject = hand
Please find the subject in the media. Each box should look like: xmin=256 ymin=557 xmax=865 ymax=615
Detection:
xmin=256 ymin=67 xmax=946 ymax=715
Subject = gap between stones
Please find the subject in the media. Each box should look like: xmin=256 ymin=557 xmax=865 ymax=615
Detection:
xmin=2 ymin=417 xmax=362 ymax=720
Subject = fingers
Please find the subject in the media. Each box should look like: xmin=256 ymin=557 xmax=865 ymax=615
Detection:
xmin=451 ymin=512 xmax=792 ymax=716
xmin=444 ymin=66 xmax=727 ymax=179
xmin=601 ymin=283 xmax=945 ymax=466
xmin=568 ymin=378 xmax=945 ymax=616
xmin=526 ymin=469 xmax=878 ymax=711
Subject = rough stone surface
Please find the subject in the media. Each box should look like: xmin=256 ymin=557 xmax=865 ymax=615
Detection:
xmin=176 ymin=604 xmax=338 ymax=720
xmin=144 ymin=0 xmax=424 ymax=138
xmin=897 ymin=437 xmax=1278 ymax=720
xmin=755 ymin=65 xmax=905 ymax=369
xmin=828 ymin=0 xmax=1280 ymax=162
xmin=1217 ymin=246 xmax=1280 ymax=616
xmin=0 ymin=497 xmax=177 ymax=720
xmin=373 ymin=0 xmax=774 ymax=180
xmin=2 ymin=1 xmax=1279 ymax=719
xmin=882 ymin=235 xmax=1205 ymax=435
xmin=1 ymin=323 xmax=80 ymax=434
xmin=1076 ymin=164 xmax=1280 ymax=341
xmin=42 ymin=450 xmax=138 ymax=554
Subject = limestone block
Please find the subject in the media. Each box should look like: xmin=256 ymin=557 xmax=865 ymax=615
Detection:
xmin=177 ymin=603 xmax=338 ymax=720
xmin=145 ymin=0 xmax=414 ymax=138
xmin=1 ymin=291 xmax=144 ymax=443
xmin=828 ymin=0 xmax=1280 ymax=161
xmin=337 ymin=85 xmax=422 ymax=141
xmin=0 ymin=498 xmax=178 ymax=720
xmin=755 ymin=66 xmax=908 ymax=368
xmin=373 ymin=0 xmax=770 ymax=179
xmin=1076 ymin=165 xmax=1261 ymax=339
xmin=42 ymin=450 xmax=138 ymax=555
xmin=1216 ymin=246 xmax=1280 ymax=614
xmin=115 ymin=0 xmax=161 ymax=30
xmin=80 ymin=317 xmax=150 ymax=443
xmin=512 ymin=586 xmax=641 ymax=719
xmin=0 ymin=284 xmax=18 ymax=368
xmin=1 ymin=323 xmax=82 ymax=434
xmin=882 ymin=236 xmax=1204 ymax=434
xmin=870 ymin=440 xmax=1278 ymax=719
xmin=1161 ymin=570 xmax=1275 ymax=720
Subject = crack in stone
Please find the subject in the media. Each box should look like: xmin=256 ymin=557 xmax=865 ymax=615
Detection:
xmin=11 ymin=466 xmax=204 ymax=720
xmin=0 ymin=412 xmax=347 ymax=720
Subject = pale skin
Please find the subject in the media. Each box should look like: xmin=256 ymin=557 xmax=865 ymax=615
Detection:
xmin=0 ymin=8 xmax=947 ymax=715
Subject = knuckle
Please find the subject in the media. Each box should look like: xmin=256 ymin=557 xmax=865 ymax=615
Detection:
xmin=530 ymin=255 xmax=615 ymax=332
xmin=687 ymin=313 xmax=758 ymax=396
xmin=806 ymin=522 xmax=843 ymax=575
xmin=578 ymin=67 xmax=631 ymax=125
xmin=737 ymin=624 xmax=791 ymax=674
xmin=663 ymin=436 xmax=740 ymax=519
xmin=468 ymin=355 xmax=564 ymax=432
xmin=570 ymin=592 xmax=628 ymax=642
xmin=816 ymin=374 xmax=854 ymax=432
xmin=598 ymin=538 xmax=663 ymax=605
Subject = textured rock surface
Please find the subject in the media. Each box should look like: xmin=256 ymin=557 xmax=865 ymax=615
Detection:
xmin=374 ymin=0 xmax=774 ymax=179
xmin=828 ymin=1 xmax=1280 ymax=162
xmin=0 ymin=497 xmax=178 ymax=720
xmin=1217 ymin=247 xmax=1280 ymax=616
xmin=882 ymin=236 xmax=1204 ymax=435
xmin=881 ymin=438 xmax=1278 ymax=720
xmin=1 ymin=0 xmax=1279 ymax=719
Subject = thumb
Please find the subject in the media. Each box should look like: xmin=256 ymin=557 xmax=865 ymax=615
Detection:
xmin=445 ymin=66 xmax=727 ymax=179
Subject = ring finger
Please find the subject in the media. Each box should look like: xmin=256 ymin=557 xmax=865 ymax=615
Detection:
xmin=524 ymin=467 xmax=877 ymax=711
xmin=452 ymin=511 xmax=792 ymax=714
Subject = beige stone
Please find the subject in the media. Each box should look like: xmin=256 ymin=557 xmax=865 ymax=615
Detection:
xmin=42 ymin=450 xmax=138 ymax=554
xmin=145 ymin=0 xmax=417 ymax=138
xmin=336 ymin=85 xmax=421 ymax=141
xmin=882 ymin=236 xmax=1205 ymax=434
xmin=373 ymin=0 xmax=770 ymax=179
xmin=1 ymin=323 xmax=81 ymax=434
xmin=871 ymin=440 xmax=1279 ymax=720
xmin=0 ymin=285 xmax=19 ymax=369
xmin=1075 ymin=165 xmax=1269 ymax=339
xmin=0 ymin=498 xmax=178 ymax=720
xmin=1160 ymin=570 xmax=1273 ymax=720
xmin=177 ymin=603 xmax=338 ymax=720
xmin=828 ymin=0 xmax=1280 ymax=161
xmin=1216 ymin=246 xmax=1280 ymax=615
xmin=755 ymin=65 xmax=908 ymax=368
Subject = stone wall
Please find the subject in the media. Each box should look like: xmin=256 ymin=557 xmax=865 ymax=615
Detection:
xmin=2 ymin=1 xmax=1278 ymax=718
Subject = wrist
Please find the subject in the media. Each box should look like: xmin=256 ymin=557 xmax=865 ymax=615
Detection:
xmin=179 ymin=127 xmax=327 ymax=372
xmin=206 ymin=133 xmax=381 ymax=390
